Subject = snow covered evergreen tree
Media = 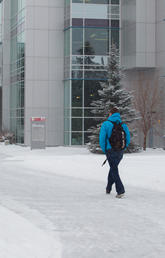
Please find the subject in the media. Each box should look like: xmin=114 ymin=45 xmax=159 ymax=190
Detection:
xmin=87 ymin=44 xmax=140 ymax=153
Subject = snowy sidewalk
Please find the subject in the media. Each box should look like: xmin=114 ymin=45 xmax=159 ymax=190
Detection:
xmin=0 ymin=205 xmax=61 ymax=258
xmin=0 ymin=144 xmax=165 ymax=258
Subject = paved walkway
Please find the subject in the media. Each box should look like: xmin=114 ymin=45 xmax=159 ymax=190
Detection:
xmin=0 ymin=152 xmax=165 ymax=258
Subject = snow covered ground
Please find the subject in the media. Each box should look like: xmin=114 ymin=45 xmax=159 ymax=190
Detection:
xmin=0 ymin=205 xmax=61 ymax=258
xmin=0 ymin=144 xmax=165 ymax=258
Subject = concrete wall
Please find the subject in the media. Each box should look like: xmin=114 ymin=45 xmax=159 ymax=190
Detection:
xmin=156 ymin=0 xmax=165 ymax=143
xmin=2 ymin=0 xmax=10 ymax=132
xmin=121 ymin=0 xmax=165 ymax=148
xmin=24 ymin=0 xmax=64 ymax=146
xmin=0 ymin=44 xmax=2 ymax=130
xmin=122 ymin=69 xmax=164 ymax=148
xmin=121 ymin=0 xmax=156 ymax=69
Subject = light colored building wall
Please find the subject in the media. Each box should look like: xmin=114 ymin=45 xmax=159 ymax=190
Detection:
xmin=24 ymin=0 xmax=64 ymax=146
xmin=156 ymin=0 xmax=165 ymax=74
xmin=2 ymin=0 xmax=10 ymax=131
xmin=121 ymin=0 xmax=165 ymax=148
xmin=121 ymin=0 xmax=156 ymax=69
xmin=0 ymin=44 xmax=2 ymax=129
xmin=122 ymin=69 xmax=163 ymax=148
xmin=121 ymin=0 xmax=136 ymax=68
xmin=156 ymin=0 xmax=165 ymax=142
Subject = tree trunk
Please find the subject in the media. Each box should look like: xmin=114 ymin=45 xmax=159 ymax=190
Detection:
xmin=143 ymin=134 xmax=147 ymax=151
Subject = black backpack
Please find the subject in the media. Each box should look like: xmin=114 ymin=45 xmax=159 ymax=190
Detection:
xmin=108 ymin=121 xmax=126 ymax=151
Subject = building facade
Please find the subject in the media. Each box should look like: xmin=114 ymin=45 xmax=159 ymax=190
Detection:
xmin=1 ymin=0 xmax=165 ymax=147
xmin=121 ymin=0 xmax=165 ymax=147
xmin=0 ymin=1 xmax=2 ymax=130
xmin=1 ymin=0 xmax=120 ymax=146
xmin=64 ymin=0 xmax=120 ymax=145
xmin=2 ymin=0 xmax=64 ymax=145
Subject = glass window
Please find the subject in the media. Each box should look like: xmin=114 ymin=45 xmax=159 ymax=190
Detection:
xmin=111 ymin=30 xmax=119 ymax=49
xmin=85 ymin=0 xmax=109 ymax=4
xmin=72 ymin=70 xmax=83 ymax=79
xmin=111 ymin=0 xmax=119 ymax=4
xmin=64 ymin=30 xmax=70 ymax=56
xmin=84 ymin=80 xmax=101 ymax=107
xmin=72 ymin=28 xmax=83 ymax=55
xmin=64 ymin=81 xmax=71 ymax=108
xmin=64 ymin=132 xmax=70 ymax=145
xmin=84 ymin=108 xmax=101 ymax=117
xmin=84 ymin=70 xmax=107 ymax=79
xmin=110 ymin=5 xmax=119 ymax=19
xmin=72 ymin=65 xmax=83 ymax=70
xmin=72 ymin=80 xmax=83 ymax=107
xmin=72 ymin=18 xmax=83 ymax=26
xmin=84 ymin=118 xmax=98 ymax=131
xmin=72 ymin=118 xmax=82 ymax=131
xmin=85 ymin=56 xmax=108 ymax=66
xmin=111 ymin=20 xmax=119 ymax=28
xmin=72 ymin=3 xmax=108 ymax=19
xmin=85 ymin=28 xmax=109 ymax=55
xmin=84 ymin=65 xmax=106 ymax=70
xmin=72 ymin=133 xmax=82 ymax=145
xmin=84 ymin=4 xmax=108 ymax=19
xmin=72 ymin=56 xmax=83 ymax=64
xmin=10 ymin=0 xmax=25 ymax=144
xmin=85 ymin=19 xmax=109 ymax=27
xmin=72 ymin=109 xmax=83 ymax=117
xmin=72 ymin=0 xmax=83 ymax=2
xmin=72 ymin=4 xmax=84 ymax=18
xmin=83 ymin=55 xmax=95 ymax=66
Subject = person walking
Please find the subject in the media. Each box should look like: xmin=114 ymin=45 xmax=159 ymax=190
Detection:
xmin=99 ymin=107 xmax=130 ymax=198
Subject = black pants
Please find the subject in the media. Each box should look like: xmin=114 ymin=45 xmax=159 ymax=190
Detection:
xmin=106 ymin=150 xmax=125 ymax=195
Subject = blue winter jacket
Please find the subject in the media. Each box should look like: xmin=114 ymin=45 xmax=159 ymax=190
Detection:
xmin=99 ymin=113 xmax=130 ymax=153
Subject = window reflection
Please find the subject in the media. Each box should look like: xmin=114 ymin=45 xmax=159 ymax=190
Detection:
xmin=72 ymin=4 xmax=108 ymax=19
xmin=85 ymin=19 xmax=109 ymax=27
xmin=64 ymin=81 xmax=71 ymax=108
xmin=84 ymin=108 xmax=102 ymax=117
xmin=85 ymin=0 xmax=109 ymax=3
xmin=84 ymin=70 xmax=107 ymax=79
xmin=72 ymin=80 xmax=83 ymax=107
xmin=111 ymin=19 xmax=119 ymax=28
xmin=72 ymin=70 xmax=83 ymax=79
xmin=85 ymin=28 xmax=109 ymax=55
xmin=72 ymin=108 xmax=83 ymax=117
xmin=111 ymin=30 xmax=119 ymax=49
xmin=10 ymin=0 xmax=25 ymax=144
xmin=67 ymin=0 xmax=120 ymax=145
xmin=72 ymin=0 xmax=119 ymax=3
xmin=85 ymin=56 xmax=107 ymax=65
xmin=72 ymin=118 xmax=82 ymax=131
xmin=84 ymin=118 xmax=98 ymax=131
xmin=72 ymin=133 xmax=82 ymax=145
xmin=110 ymin=5 xmax=120 ymax=19
xmin=72 ymin=28 xmax=83 ymax=55
xmin=64 ymin=30 xmax=70 ymax=56
xmin=111 ymin=0 xmax=119 ymax=4
xmin=72 ymin=0 xmax=83 ymax=3
xmin=72 ymin=56 xmax=83 ymax=64
xmin=84 ymin=80 xmax=101 ymax=107
xmin=72 ymin=18 xmax=83 ymax=26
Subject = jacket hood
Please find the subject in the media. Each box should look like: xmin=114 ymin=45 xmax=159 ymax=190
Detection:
xmin=107 ymin=113 xmax=122 ymax=123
